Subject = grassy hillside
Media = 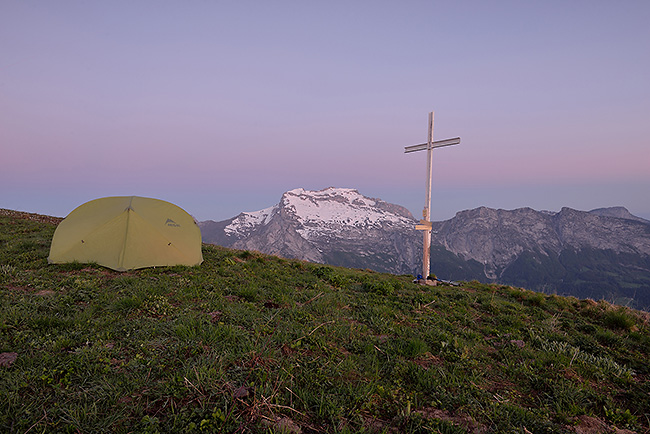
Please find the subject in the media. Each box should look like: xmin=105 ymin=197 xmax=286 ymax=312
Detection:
xmin=1 ymin=209 xmax=650 ymax=433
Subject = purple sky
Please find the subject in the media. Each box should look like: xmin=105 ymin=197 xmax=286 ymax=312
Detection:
xmin=2 ymin=1 xmax=649 ymax=222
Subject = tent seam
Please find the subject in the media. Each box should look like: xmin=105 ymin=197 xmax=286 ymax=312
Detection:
xmin=118 ymin=197 xmax=135 ymax=270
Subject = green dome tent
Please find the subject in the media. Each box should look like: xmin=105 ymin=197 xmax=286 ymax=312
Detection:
xmin=48 ymin=196 xmax=203 ymax=271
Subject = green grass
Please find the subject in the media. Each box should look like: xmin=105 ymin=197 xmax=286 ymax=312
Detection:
xmin=2 ymin=209 xmax=650 ymax=433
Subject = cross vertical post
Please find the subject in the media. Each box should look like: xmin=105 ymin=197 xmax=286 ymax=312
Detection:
xmin=404 ymin=111 xmax=460 ymax=279
xmin=422 ymin=112 xmax=434 ymax=279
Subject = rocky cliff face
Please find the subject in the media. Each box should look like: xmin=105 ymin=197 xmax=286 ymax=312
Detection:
xmin=432 ymin=206 xmax=650 ymax=280
xmin=429 ymin=206 xmax=650 ymax=308
xmin=200 ymin=188 xmax=421 ymax=274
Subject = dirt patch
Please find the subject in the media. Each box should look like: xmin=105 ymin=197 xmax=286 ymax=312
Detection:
xmin=3 ymin=285 xmax=29 ymax=293
xmin=413 ymin=407 xmax=486 ymax=433
xmin=572 ymin=415 xmax=611 ymax=433
xmin=571 ymin=415 xmax=636 ymax=434
xmin=414 ymin=352 xmax=444 ymax=369
xmin=0 ymin=352 xmax=18 ymax=368
xmin=2 ymin=286 xmax=58 ymax=296
xmin=363 ymin=417 xmax=400 ymax=434
xmin=207 ymin=311 xmax=222 ymax=322
xmin=261 ymin=417 xmax=302 ymax=434
xmin=224 ymin=295 xmax=242 ymax=302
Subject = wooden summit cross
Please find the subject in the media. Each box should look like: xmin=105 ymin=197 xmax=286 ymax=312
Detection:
xmin=404 ymin=111 xmax=460 ymax=279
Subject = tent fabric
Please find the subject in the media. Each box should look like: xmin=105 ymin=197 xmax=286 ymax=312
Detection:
xmin=48 ymin=196 xmax=203 ymax=271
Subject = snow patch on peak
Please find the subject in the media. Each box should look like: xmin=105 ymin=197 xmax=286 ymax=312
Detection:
xmin=224 ymin=205 xmax=278 ymax=236
xmin=285 ymin=187 xmax=371 ymax=203
xmin=221 ymin=187 xmax=416 ymax=242
xmin=281 ymin=188 xmax=414 ymax=240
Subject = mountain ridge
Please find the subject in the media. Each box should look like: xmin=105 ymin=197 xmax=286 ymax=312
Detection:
xmin=200 ymin=188 xmax=650 ymax=270
xmin=432 ymin=205 xmax=650 ymax=280
xmin=199 ymin=187 xmax=650 ymax=308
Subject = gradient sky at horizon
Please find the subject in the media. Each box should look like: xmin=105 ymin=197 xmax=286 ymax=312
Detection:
xmin=2 ymin=1 xmax=649 ymax=222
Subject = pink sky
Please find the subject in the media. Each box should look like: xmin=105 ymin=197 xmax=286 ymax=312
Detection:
xmin=2 ymin=1 xmax=649 ymax=221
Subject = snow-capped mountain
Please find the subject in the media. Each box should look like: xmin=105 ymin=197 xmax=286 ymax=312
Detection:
xmin=200 ymin=187 xmax=421 ymax=274
xmin=200 ymin=189 xmax=650 ymax=309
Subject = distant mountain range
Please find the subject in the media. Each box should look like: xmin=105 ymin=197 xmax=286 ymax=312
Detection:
xmin=199 ymin=187 xmax=650 ymax=309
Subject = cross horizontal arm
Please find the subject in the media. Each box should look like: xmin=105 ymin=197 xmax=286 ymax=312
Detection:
xmin=404 ymin=137 xmax=461 ymax=153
